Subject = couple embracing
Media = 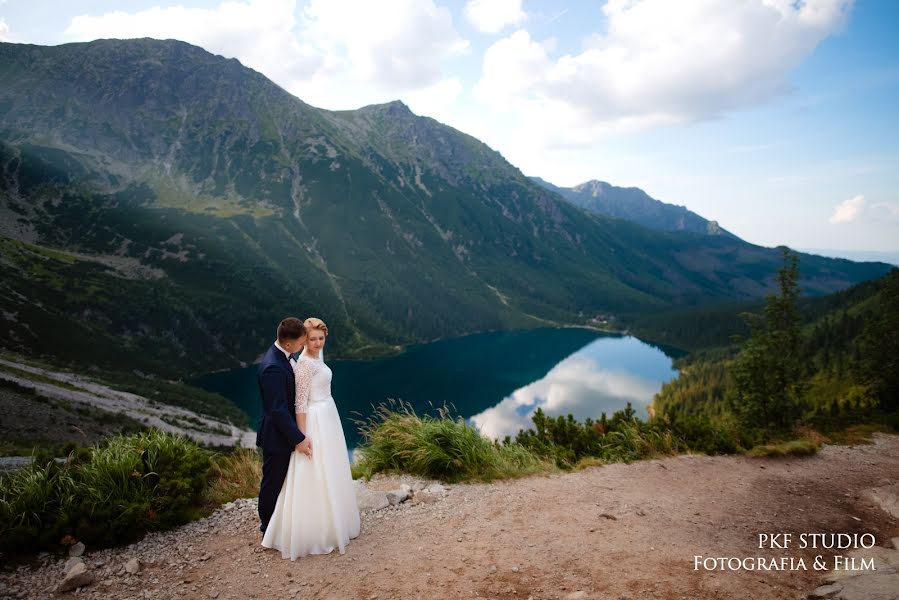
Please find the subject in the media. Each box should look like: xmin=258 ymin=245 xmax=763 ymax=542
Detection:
xmin=256 ymin=316 xmax=360 ymax=560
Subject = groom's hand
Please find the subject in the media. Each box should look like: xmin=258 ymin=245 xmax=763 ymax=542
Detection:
xmin=296 ymin=438 xmax=312 ymax=459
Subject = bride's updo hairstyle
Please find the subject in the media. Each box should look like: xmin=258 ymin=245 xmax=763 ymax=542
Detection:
xmin=304 ymin=317 xmax=328 ymax=337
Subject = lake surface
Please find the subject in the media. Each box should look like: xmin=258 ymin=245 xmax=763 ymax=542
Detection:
xmin=194 ymin=328 xmax=680 ymax=450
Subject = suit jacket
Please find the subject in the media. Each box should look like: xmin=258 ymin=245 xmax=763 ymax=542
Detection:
xmin=256 ymin=344 xmax=306 ymax=453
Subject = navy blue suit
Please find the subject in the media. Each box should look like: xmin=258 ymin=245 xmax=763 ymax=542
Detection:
xmin=256 ymin=343 xmax=306 ymax=531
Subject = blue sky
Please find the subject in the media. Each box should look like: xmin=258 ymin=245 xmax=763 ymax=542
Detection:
xmin=1 ymin=0 xmax=897 ymax=256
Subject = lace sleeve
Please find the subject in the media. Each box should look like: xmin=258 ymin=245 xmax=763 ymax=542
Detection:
xmin=294 ymin=358 xmax=316 ymax=414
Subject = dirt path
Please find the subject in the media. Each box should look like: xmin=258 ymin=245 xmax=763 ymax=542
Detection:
xmin=3 ymin=434 xmax=898 ymax=600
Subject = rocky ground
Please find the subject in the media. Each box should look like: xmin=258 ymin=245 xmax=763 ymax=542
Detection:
xmin=2 ymin=434 xmax=898 ymax=600
xmin=0 ymin=357 xmax=254 ymax=452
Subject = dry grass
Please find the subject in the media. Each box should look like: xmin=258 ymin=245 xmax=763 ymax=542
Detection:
xmin=205 ymin=448 xmax=262 ymax=506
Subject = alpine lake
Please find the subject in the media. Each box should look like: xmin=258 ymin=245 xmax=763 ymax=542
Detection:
xmin=194 ymin=328 xmax=681 ymax=452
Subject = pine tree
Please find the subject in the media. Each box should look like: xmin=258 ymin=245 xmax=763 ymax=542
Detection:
xmin=732 ymin=249 xmax=805 ymax=433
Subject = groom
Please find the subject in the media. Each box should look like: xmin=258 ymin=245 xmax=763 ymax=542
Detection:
xmin=256 ymin=317 xmax=312 ymax=533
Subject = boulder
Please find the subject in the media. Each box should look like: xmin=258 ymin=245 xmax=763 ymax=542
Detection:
xmin=63 ymin=557 xmax=84 ymax=574
xmin=57 ymin=562 xmax=94 ymax=593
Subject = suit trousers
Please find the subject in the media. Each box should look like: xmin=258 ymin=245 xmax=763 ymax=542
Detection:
xmin=259 ymin=450 xmax=292 ymax=531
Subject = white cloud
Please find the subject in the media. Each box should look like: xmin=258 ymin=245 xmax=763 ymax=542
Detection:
xmin=0 ymin=18 xmax=10 ymax=42
xmin=299 ymin=0 xmax=468 ymax=92
xmin=404 ymin=77 xmax=464 ymax=123
xmin=464 ymin=0 xmax=527 ymax=34
xmin=470 ymin=351 xmax=660 ymax=440
xmin=829 ymin=194 xmax=865 ymax=224
xmin=474 ymin=0 xmax=853 ymax=146
xmin=63 ymin=0 xmax=468 ymax=112
xmin=65 ymin=0 xmax=322 ymax=86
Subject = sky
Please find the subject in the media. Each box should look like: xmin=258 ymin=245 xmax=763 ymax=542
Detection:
xmin=1 ymin=0 xmax=898 ymax=255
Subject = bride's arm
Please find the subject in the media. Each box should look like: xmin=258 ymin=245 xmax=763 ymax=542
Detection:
xmin=295 ymin=412 xmax=307 ymax=435
xmin=293 ymin=359 xmax=313 ymax=435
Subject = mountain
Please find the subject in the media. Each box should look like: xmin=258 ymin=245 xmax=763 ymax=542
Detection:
xmin=531 ymin=177 xmax=733 ymax=237
xmin=0 ymin=39 xmax=891 ymax=376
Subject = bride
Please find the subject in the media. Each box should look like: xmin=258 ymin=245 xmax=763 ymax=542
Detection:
xmin=261 ymin=317 xmax=360 ymax=559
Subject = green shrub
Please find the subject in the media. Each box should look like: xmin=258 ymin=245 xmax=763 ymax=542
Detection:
xmin=0 ymin=429 xmax=211 ymax=554
xmin=513 ymin=403 xmax=686 ymax=466
xmin=664 ymin=414 xmax=744 ymax=455
xmin=0 ymin=458 xmax=76 ymax=551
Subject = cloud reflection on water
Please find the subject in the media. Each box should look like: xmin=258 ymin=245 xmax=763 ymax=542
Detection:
xmin=469 ymin=336 xmax=677 ymax=440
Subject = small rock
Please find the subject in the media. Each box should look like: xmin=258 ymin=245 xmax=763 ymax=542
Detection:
xmin=413 ymin=491 xmax=438 ymax=505
xmin=488 ymin=565 xmax=497 ymax=574
xmin=807 ymin=583 xmax=842 ymax=599
xmin=512 ymin=566 xmax=520 ymax=573
xmin=386 ymin=490 xmax=410 ymax=506
xmin=69 ymin=542 xmax=86 ymax=557
xmin=599 ymin=513 xmax=617 ymax=520
xmin=356 ymin=486 xmax=390 ymax=512
xmin=209 ymin=591 xmax=220 ymax=599
xmin=564 ymin=592 xmax=589 ymax=600
xmin=64 ymin=557 xmax=84 ymax=574
xmin=124 ymin=558 xmax=141 ymax=574
xmin=57 ymin=562 xmax=95 ymax=592
xmin=427 ymin=484 xmax=447 ymax=495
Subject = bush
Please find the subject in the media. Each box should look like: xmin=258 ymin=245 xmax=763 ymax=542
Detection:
xmin=0 ymin=459 xmax=76 ymax=552
xmin=514 ymin=403 xmax=685 ymax=466
xmin=665 ymin=414 xmax=744 ymax=455
xmin=353 ymin=403 xmax=554 ymax=482
xmin=0 ymin=429 xmax=211 ymax=554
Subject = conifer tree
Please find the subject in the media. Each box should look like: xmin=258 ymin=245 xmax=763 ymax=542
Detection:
xmin=732 ymin=249 xmax=804 ymax=433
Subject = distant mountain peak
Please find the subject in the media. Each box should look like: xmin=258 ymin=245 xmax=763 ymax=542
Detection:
xmin=532 ymin=176 xmax=735 ymax=238
xmin=357 ymin=100 xmax=414 ymax=117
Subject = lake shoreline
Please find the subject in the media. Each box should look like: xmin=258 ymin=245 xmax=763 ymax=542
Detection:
xmin=195 ymin=328 xmax=679 ymax=448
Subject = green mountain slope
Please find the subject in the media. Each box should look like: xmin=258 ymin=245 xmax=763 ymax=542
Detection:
xmin=0 ymin=39 xmax=891 ymax=375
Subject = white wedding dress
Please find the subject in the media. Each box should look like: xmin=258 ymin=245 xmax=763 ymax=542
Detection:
xmin=261 ymin=351 xmax=360 ymax=559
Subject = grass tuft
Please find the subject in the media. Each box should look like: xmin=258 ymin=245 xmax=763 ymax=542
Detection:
xmin=353 ymin=402 xmax=555 ymax=483
xmin=746 ymin=438 xmax=822 ymax=458
xmin=205 ymin=448 xmax=262 ymax=506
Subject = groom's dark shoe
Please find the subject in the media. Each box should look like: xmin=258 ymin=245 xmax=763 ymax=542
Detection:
xmin=260 ymin=524 xmax=266 ymax=533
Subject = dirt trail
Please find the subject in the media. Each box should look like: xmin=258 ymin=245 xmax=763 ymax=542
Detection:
xmin=3 ymin=434 xmax=898 ymax=600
